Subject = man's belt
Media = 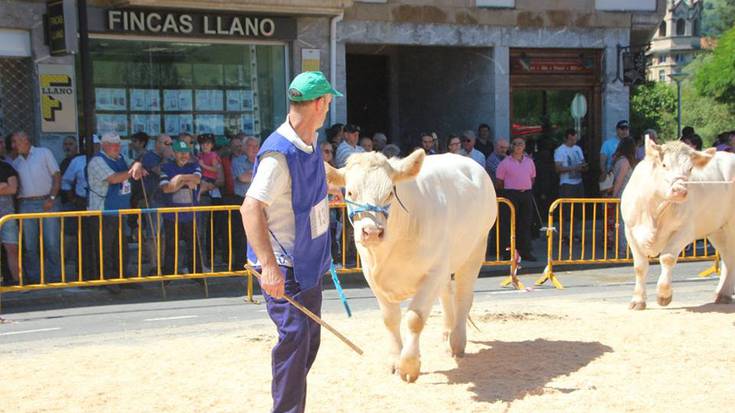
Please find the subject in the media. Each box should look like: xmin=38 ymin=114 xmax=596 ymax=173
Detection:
xmin=18 ymin=195 xmax=49 ymax=201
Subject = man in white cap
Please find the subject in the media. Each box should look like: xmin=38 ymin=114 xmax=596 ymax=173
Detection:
xmin=86 ymin=132 xmax=145 ymax=287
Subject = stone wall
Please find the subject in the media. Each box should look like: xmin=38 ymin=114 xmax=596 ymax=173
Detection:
xmin=337 ymin=20 xmax=630 ymax=142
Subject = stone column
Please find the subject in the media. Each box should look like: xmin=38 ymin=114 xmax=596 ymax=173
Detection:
xmin=602 ymin=41 xmax=630 ymax=140
xmin=492 ymin=46 xmax=510 ymax=141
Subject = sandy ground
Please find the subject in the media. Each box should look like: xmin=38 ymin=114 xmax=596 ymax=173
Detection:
xmin=1 ymin=298 xmax=734 ymax=413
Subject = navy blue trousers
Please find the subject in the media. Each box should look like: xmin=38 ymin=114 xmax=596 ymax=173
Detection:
xmin=263 ymin=266 xmax=322 ymax=413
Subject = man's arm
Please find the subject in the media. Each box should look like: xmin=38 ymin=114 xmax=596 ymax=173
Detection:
xmin=161 ymin=175 xmax=184 ymax=193
xmin=242 ymin=196 xmax=283 ymax=298
xmin=496 ymin=178 xmax=505 ymax=190
xmin=0 ymin=176 xmax=17 ymax=195
xmin=106 ymin=170 xmax=130 ymax=184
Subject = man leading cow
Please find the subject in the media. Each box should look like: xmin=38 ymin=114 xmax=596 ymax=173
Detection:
xmin=242 ymin=71 xmax=341 ymax=413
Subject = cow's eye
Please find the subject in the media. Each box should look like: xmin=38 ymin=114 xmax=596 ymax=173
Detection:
xmin=347 ymin=191 xmax=354 ymax=199
xmin=662 ymin=162 xmax=667 ymax=168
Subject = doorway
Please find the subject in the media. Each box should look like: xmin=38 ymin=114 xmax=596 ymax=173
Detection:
xmin=346 ymin=54 xmax=390 ymax=139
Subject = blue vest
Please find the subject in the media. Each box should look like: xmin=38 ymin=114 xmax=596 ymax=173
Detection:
xmin=247 ymin=131 xmax=331 ymax=290
xmin=96 ymin=152 xmax=131 ymax=210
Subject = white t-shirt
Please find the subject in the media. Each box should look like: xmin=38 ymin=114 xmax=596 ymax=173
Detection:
xmin=554 ymin=144 xmax=585 ymax=185
xmin=245 ymin=119 xmax=315 ymax=267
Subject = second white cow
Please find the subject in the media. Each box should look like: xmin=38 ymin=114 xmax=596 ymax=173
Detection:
xmin=621 ymin=137 xmax=735 ymax=310
xmin=326 ymin=149 xmax=496 ymax=382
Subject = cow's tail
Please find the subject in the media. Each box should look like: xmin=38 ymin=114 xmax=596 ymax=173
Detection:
xmin=467 ymin=315 xmax=481 ymax=332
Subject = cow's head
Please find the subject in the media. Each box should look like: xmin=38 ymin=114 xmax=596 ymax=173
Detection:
xmin=325 ymin=149 xmax=425 ymax=246
xmin=644 ymin=136 xmax=716 ymax=202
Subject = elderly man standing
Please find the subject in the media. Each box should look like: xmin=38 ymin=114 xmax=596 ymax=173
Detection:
xmin=160 ymin=141 xmax=202 ymax=276
xmin=460 ymin=130 xmax=486 ymax=166
xmin=11 ymin=131 xmax=62 ymax=283
xmin=242 ymin=71 xmax=340 ymax=413
xmin=335 ymin=123 xmax=363 ymax=168
xmin=59 ymin=136 xmax=79 ymax=175
xmin=86 ymin=132 xmax=145 ymax=285
xmin=496 ymin=137 xmax=537 ymax=261
xmin=485 ymin=137 xmax=509 ymax=186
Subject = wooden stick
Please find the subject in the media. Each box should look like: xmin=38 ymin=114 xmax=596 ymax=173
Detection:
xmin=245 ymin=265 xmax=364 ymax=356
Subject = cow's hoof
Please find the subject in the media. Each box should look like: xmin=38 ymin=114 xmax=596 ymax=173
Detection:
xmin=628 ymin=301 xmax=646 ymax=311
xmin=398 ymin=357 xmax=420 ymax=383
xmin=714 ymin=294 xmax=733 ymax=304
xmin=657 ymin=294 xmax=672 ymax=307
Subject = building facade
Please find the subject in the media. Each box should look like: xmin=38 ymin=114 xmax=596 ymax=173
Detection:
xmin=646 ymin=0 xmax=703 ymax=82
xmin=1 ymin=0 xmax=664 ymax=180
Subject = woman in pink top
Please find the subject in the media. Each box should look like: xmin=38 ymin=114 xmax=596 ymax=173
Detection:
xmin=496 ymin=137 xmax=537 ymax=261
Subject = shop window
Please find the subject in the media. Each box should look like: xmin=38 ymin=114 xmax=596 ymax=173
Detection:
xmin=658 ymin=21 xmax=667 ymax=37
xmin=676 ymin=19 xmax=686 ymax=36
xmin=87 ymin=38 xmax=287 ymax=142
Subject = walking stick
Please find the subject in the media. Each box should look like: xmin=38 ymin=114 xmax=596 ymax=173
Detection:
xmin=140 ymin=180 xmax=167 ymax=297
xmin=245 ymin=264 xmax=363 ymax=356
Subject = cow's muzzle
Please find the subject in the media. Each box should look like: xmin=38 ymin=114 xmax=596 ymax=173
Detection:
xmin=666 ymin=177 xmax=689 ymax=201
xmin=360 ymin=225 xmax=385 ymax=245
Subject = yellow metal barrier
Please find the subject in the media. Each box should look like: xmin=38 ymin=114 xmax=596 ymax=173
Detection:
xmin=0 ymin=198 xmax=521 ymax=303
xmin=329 ymin=198 xmax=520 ymax=288
xmin=536 ymin=198 xmax=720 ymax=289
xmin=0 ymin=205 xmax=253 ymax=297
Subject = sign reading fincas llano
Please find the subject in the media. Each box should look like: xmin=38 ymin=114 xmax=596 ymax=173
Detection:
xmin=38 ymin=64 xmax=78 ymax=133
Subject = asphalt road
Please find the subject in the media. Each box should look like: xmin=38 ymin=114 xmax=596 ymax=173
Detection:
xmin=0 ymin=260 xmax=725 ymax=349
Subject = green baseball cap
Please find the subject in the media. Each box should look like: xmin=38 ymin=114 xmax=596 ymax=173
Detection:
xmin=215 ymin=136 xmax=230 ymax=147
xmin=172 ymin=140 xmax=192 ymax=153
xmin=287 ymin=71 xmax=343 ymax=102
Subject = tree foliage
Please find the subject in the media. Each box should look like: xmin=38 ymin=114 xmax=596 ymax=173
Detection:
xmin=702 ymin=0 xmax=735 ymax=37
xmin=694 ymin=25 xmax=735 ymax=106
xmin=630 ymin=82 xmax=677 ymax=138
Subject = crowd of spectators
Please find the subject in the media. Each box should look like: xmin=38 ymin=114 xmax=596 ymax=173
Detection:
xmin=0 ymin=130 xmax=261 ymax=291
xmin=3 ymin=122 xmax=734 ymax=285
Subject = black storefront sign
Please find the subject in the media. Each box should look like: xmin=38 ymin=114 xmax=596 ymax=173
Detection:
xmin=46 ymin=0 xmax=68 ymax=55
xmin=99 ymin=9 xmax=296 ymax=40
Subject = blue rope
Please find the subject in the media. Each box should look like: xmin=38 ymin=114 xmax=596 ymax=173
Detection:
xmin=344 ymin=199 xmax=390 ymax=225
xmin=330 ymin=260 xmax=352 ymax=317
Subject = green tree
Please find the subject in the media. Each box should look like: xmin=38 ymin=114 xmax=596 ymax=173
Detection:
xmin=702 ymin=0 xmax=735 ymax=37
xmin=630 ymin=82 xmax=677 ymax=139
xmin=695 ymin=26 xmax=735 ymax=106
xmin=681 ymin=53 xmax=735 ymax=146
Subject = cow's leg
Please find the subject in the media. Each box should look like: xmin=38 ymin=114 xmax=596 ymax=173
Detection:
xmin=399 ymin=270 xmax=445 ymax=383
xmin=375 ymin=294 xmax=402 ymax=374
xmin=628 ymin=230 xmax=650 ymax=310
xmin=707 ymin=230 xmax=734 ymax=304
xmin=439 ymin=279 xmax=456 ymax=349
xmin=656 ymin=232 xmax=691 ymax=307
xmin=450 ymin=238 xmax=485 ymax=356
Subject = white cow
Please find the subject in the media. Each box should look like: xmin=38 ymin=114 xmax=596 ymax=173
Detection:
xmin=326 ymin=149 xmax=496 ymax=382
xmin=621 ymin=137 xmax=735 ymax=310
